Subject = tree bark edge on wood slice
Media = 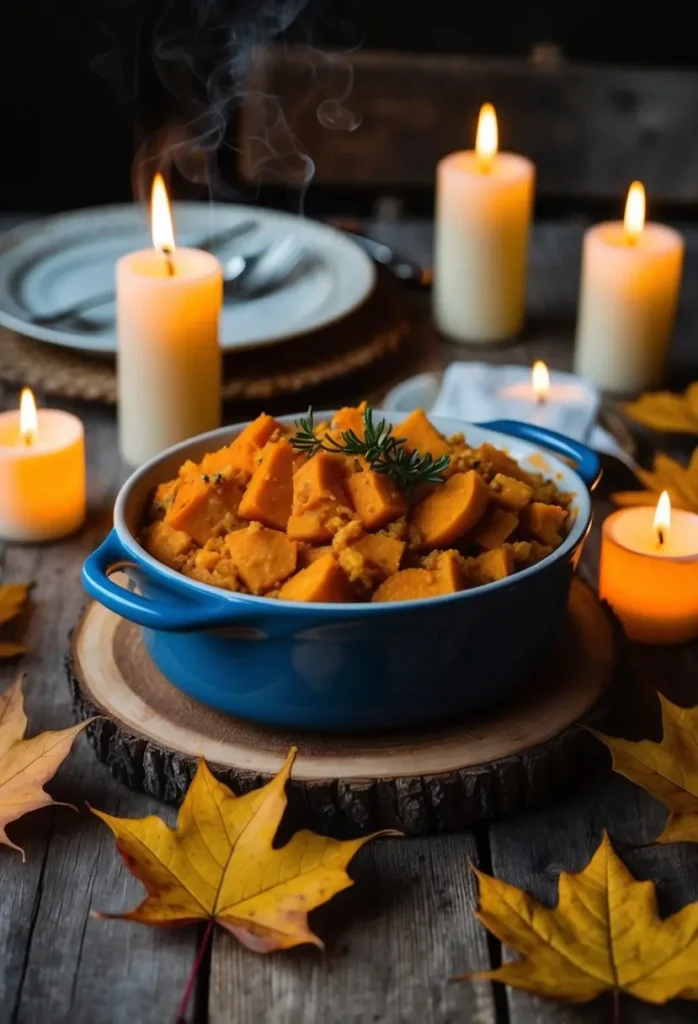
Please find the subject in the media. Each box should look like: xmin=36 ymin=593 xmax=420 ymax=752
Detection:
xmin=67 ymin=579 xmax=622 ymax=837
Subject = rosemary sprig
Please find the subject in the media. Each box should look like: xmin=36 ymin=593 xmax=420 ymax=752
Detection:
xmin=290 ymin=407 xmax=450 ymax=496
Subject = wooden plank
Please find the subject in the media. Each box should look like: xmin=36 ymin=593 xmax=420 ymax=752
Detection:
xmin=208 ymin=834 xmax=496 ymax=1024
xmin=0 ymin=401 xmax=198 ymax=1024
xmin=241 ymin=49 xmax=698 ymax=202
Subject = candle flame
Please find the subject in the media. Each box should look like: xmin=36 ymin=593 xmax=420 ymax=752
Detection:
xmin=475 ymin=102 xmax=498 ymax=173
xmin=532 ymin=360 xmax=550 ymax=404
xmin=624 ymin=181 xmax=646 ymax=245
xmin=653 ymin=489 xmax=671 ymax=546
xmin=151 ymin=173 xmax=176 ymax=262
xmin=19 ymin=387 xmax=38 ymax=446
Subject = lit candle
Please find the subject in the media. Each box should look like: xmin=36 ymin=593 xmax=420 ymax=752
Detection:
xmin=574 ymin=181 xmax=684 ymax=394
xmin=600 ymin=491 xmax=698 ymax=644
xmin=496 ymin=361 xmax=598 ymax=437
xmin=0 ymin=389 xmax=86 ymax=542
xmin=433 ymin=103 xmax=535 ymax=343
xmin=117 ymin=174 xmax=223 ymax=466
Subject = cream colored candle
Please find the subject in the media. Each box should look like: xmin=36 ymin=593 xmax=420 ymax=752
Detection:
xmin=434 ymin=103 xmax=535 ymax=343
xmin=575 ymin=182 xmax=684 ymax=394
xmin=600 ymin=492 xmax=698 ymax=644
xmin=0 ymin=389 xmax=85 ymax=542
xmin=118 ymin=175 xmax=223 ymax=466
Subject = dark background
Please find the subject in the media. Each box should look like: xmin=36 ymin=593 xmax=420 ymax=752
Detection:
xmin=1 ymin=0 xmax=697 ymax=213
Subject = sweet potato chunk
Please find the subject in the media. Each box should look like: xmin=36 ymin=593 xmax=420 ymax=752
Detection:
xmin=279 ymin=554 xmax=353 ymax=603
xmin=345 ymin=461 xmax=408 ymax=530
xmin=143 ymin=520 xmax=193 ymax=571
xmin=393 ymin=408 xmax=450 ymax=459
xmin=372 ymin=558 xmax=461 ymax=603
xmin=353 ymin=533 xmax=405 ymax=578
xmin=435 ymin=550 xmax=463 ymax=591
xmin=411 ymin=470 xmax=489 ymax=549
xmin=475 ymin=443 xmax=538 ymax=486
xmin=490 ymin=473 xmax=534 ymax=512
xmin=527 ymin=502 xmax=568 ymax=546
xmin=238 ymin=437 xmax=294 ymax=531
xmin=150 ymin=478 xmax=179 ymax=518
xmin=287 ymin=502 xmax=355 ymax=543
xmin=476 ymin=547 xmax=515 ymax=582
xmin=292 ymin=451 xmax=349 ymax=514
xmin=201 ymin=413 xmax=280 ymax=481
xmin=288 ymin=453 xmax=354 ymax=541
xmin=298 ymin=544 xmax=333 ymax=568
xmin=225 ymin=524 xmax=298 ymax=595
xmin=472 ymin=508 xmax=519 ymax=550
xmin=329 ymin=404 xmax=367 ymax=441
xmin=166 ymin=475 xmax=243 ymax=546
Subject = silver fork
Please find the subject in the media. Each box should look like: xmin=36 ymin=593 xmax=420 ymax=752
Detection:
xmin=30 ymin=218 xmax=259 ymax=329
xmin=32 ymin=236 xmax=311 ymax=333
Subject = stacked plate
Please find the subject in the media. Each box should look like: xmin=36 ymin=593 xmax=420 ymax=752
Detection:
xmin=0 ymin=203 xmax=377 ymax=356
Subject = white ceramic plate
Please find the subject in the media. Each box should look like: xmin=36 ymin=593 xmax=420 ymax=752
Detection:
xmin=0 ymin=203 xmax=376 ymax=355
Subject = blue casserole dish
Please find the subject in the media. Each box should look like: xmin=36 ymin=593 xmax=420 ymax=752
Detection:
xmin=82 ymin=414 xmax=600 ymax=731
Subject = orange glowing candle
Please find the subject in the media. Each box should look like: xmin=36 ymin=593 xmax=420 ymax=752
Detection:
xmin=117 ymin=175 xmax=223 ymax=466
xmin=0 ymin=389 xmax=85 ymax=542
xmin=600 ymin=492 xmax=698 ymax=644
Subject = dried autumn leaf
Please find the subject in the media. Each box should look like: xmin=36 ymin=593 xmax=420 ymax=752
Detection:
xmin=591 ymin=694 xmax=698 ymax=845
xmin=0 ymin=582 xmax=31 ymax=659
xmin=612 ymin=448 xmax=698 ymax=514
xmin=623 ymin=382 xmax=698 ymax=434
xmin=92 ymin=748 xmax=395 ymax=952
xmin=0 ymin=676 xmax=92 ymax=857
xmin=460 ymin=832 xmax=698 ymax=1004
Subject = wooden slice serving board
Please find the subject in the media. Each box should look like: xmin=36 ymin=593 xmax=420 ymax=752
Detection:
xmin=68 ymin=579 xmax=618 ymax=835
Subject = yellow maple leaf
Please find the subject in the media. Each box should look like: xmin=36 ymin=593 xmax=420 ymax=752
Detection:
xmin=591 ymin=695 xmax=698 ymax=845
xmin=0 ymin=676 xmax=92 ymax=857
xmin=459 ymin=832 xmax=698 ymax=1004
xmin=0 ymin=582 xmax=31 ymax=659
xmin=92 ymin=749 xmax=395 ymax=953
xmin=623 ymin=382 xmax=698 ymax=434
xmin=612 ymin=449 xmax=698 ymax=514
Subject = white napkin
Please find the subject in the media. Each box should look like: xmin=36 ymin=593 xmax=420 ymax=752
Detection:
xmin=428 ymin=362 xmax=634 ymax=469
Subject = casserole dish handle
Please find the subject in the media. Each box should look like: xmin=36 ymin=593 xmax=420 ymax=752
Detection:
xmin=82 ymin=529 xmax=273 ymax=633
xmin=479 ymin=420 xmax=602 ymax=490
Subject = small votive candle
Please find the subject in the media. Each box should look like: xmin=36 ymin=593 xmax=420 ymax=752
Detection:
xmin=600 ymin=492 xmax=698 ymax=644
xmin=0 ymin=389 xmax=86 ymax=542
xmin=433 ymin=103 xmax=535 ymax=343
xmin=575 ymin=182 xmax=684 ymax=394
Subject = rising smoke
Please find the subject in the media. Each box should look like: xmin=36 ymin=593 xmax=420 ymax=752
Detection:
xmin=90 ymin=0 xmax=361 ymax=206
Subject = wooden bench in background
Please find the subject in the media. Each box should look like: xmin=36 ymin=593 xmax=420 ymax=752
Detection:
xmin=240 ymin=46 xmax=698 ymax=211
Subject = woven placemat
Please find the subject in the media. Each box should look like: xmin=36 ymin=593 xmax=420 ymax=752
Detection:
xmin=0 ymin=272 xmax=410 ymax=404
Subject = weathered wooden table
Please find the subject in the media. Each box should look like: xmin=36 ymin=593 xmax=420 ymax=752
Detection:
xmin=1 ymin=216 xmax=697 ymax=1024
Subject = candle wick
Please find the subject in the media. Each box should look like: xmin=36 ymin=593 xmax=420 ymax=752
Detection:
xmin=657 ymin=528 xmax=665 ymax=547
xmin=536 ymin=394 xmax=546 ymax=406
xmin=162 ymin=246 xmax=176 ymax=277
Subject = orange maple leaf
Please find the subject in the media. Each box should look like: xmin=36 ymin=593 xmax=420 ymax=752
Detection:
xmin=0 ymin=582 xmax=31 ymax=659
xmin=92 ymin=748 xmax=396 ymax=953
xmin=591 ymin=694 xmax=698 ymax=845
xmin=0 ymin=676 xmax=92 ymax=857
xmin=623 ymin=383 xmax=698 ymax=434
xmin=612 ymin=449 xmax=698 ymax=514
xmin=460 ymin=832 xmax=698 ymax=1004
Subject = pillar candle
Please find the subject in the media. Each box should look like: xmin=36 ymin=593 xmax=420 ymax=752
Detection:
xmin=575 ymin=182 xmax=684 ymax=394
xmin=433 ymin=103 xmax=535 ymax=343
xmin=0 ymin=389 xmax=85 ymax=542
xmin=600 ymin=493 xmax=698 ymax=644
xmin=118 ymin=175 xmax=223 ymax=466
